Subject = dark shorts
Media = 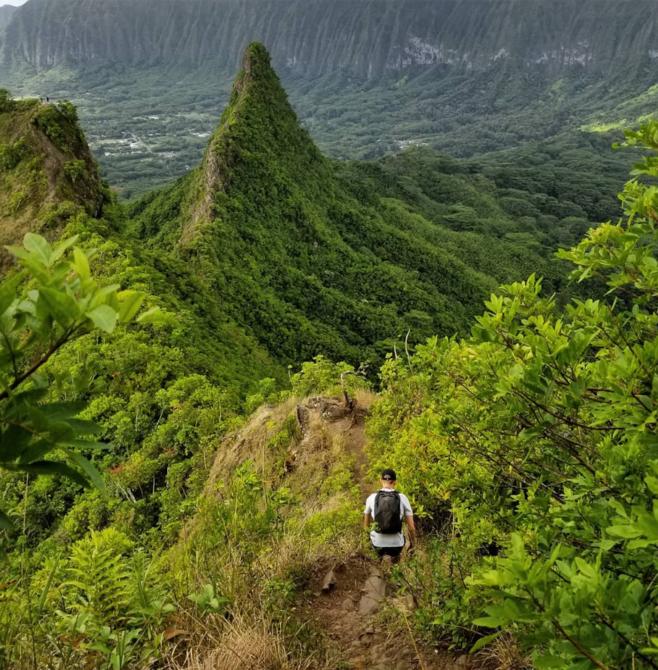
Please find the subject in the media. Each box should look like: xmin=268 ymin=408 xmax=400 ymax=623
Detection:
xmin=373 ymin=544 xmax=403 ymax=560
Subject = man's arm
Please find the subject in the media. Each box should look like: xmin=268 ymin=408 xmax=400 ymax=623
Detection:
xmin=405 ymin=514 xmax=416 ymax=546
xmin=363 ymin=512 xmax=373 ymax=529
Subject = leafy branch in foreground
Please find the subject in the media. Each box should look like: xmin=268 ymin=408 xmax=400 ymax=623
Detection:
xmin=0 ymin=233 xmax=155 ymax=528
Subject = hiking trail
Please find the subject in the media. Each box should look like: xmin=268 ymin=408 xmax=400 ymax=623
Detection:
xmin=295 ymin=395 xmax=478 ymax=670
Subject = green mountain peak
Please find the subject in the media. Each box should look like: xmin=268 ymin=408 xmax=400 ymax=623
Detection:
xmin=131 ymin=42 xmax=601 ymax=369
xmin=183 ymin=42 xmax=323 ymax=245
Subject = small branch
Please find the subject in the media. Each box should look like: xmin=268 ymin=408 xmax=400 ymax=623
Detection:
xmin=551 ymin=618 xmax=610 ymax=670
xmin=0 ymin=327 xmax=78 ymax=401
xmin=404 ymin=329 xmax=413 ymax=368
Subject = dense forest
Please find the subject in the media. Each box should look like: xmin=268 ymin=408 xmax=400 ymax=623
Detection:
xmin=0 ymin=42 xmax=656 ymax=670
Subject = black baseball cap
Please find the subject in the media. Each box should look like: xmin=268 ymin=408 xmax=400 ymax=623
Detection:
xmin=381 ymin=469 xmax=397 ymax=481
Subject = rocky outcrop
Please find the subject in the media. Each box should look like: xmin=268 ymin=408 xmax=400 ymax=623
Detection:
xmin=3 ymin=0 xmax=658 ymax=81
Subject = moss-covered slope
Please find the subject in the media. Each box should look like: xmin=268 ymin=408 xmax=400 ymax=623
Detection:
xmin=0 ymin=94 xmax=104 ymax=268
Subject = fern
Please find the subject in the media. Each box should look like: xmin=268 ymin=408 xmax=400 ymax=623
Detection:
xmin=63 ymin=528 xmax=133 ymax=626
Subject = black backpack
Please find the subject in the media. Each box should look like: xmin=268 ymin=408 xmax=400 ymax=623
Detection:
xmin=374 ymin=490 xmax=402 ymax=534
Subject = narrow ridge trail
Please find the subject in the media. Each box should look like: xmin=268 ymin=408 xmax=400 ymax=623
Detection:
xmin=295 ymin=395 xmax=477 ymax=670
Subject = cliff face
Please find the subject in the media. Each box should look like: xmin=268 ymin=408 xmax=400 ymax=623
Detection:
xmin=0 ymin=6 xmax=16 ymax=32
xmin=4 ymin=0 xmax=658 ymax=80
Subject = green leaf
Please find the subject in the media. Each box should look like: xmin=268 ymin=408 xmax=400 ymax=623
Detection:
xmin=0 ymin=272 xmax=24 ymax=316
xmin=49 ymin=236 xmax=78 ymax=264
xmin=647 ymin=476 xmax=658 ymax=496
xmin=72 ymin=247 xmax=91 ymax=282
xmin=67 ymin=452 xmax=105 ymax=490
xmin=0 ymin=508 xmax=12 ymax=530
xmin=0 ymin=424 xmax=33 ymax=462
xmin=471 ymin=632 xmax=501 ymax=652
xmin=23 ymin=233 xmax=52 ymax=266
xmin=86 ymin=305 xmax=118 ymax=333
xmin=39 ymin=287 xmax=80 ymax=327
xmin=607 ymin=524 xmax=643 ymax=539
xmin=15 ymin=439 xmax=55 ymax=466
xmin=20 ymin=461 xmax=89 ymax=487
xmin=136 ymin=306 xmax=165 ymax=325
xmin=116 ymin=290 xmax=145 ymax=323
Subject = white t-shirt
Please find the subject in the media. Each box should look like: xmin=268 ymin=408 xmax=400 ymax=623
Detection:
xmin=364 ymin=489 xmax=413 ymax=548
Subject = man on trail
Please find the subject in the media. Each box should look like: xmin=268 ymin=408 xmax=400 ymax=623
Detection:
xmin=363 ymin=469 xmax=416 ymax=563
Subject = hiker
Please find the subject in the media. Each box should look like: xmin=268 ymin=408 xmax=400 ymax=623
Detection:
xmin=363 ymin=468 xmax=415 ymax=563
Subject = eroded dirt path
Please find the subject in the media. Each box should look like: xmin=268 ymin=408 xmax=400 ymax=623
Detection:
xmin=301 ymin=556 xmax=474 ymax=670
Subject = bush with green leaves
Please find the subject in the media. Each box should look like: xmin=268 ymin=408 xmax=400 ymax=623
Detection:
xmin=52 ymin=528 xmax=173 ymax=669
xmin=0 ymin=233 xmax=154 ymax=527
xmin=369 ymin=120 xmax=658 ymax=668
xmin=290 ymin=355 xmax=370 ymax=398
xmin=0 ymin=139 xmax=28 ymax=172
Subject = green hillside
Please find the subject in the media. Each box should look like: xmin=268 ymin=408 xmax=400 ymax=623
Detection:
xmin=0 ymin=41 xmax=655 ymax=670
xmin=0 ymin=92 xmax=105 ymax=268
xmin=129 ymin=44 xmax=619 ymax=370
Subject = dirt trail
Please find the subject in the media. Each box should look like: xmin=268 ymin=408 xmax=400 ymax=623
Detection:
xmin=296 ymin=395 xmax=476 ymax=670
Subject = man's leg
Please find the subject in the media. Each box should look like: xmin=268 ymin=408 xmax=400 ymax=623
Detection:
xmin=377 ymin=546 xmax=403 ymax=563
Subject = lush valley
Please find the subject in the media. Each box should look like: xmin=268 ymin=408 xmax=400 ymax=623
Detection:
xmin=0 ymin=0 xmax=655 ymax=193
xmin=0 ymin=27 xmax=656 ymax=670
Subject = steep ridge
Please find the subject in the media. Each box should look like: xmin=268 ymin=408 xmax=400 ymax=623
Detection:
xmin=131 ymin=43 xmax=578 ymax=368
xmin=0 ymin=93 xmax=104 ymax=268
xmin=182 ymin=42 xmax=325 ymax=245
xmin=174 ymin=392 xmax=477 ymax=669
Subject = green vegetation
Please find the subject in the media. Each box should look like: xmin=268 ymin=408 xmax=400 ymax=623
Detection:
xmin=130 ymin=45 xmax=621 ymax=375
xmin=1 ymin=40 xmax=657 ymax=669
xmin=0 ymin=91 xmax=105 ymax=269
xmin=0 ymin=233 xmax=157 ymax=527
xmin=368 ymin=123 xmax=658 ymax=667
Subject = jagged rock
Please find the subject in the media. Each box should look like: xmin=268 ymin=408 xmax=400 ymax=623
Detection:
xmin=321 ymin=569 xmax=336 ymax=592
xmin=303 ymin=396 xmax=353 ymax=422
xmin=358 ymin=574 xmax=386 ymax=615
xmin=296 ymin=404 xmax=310 ymax=432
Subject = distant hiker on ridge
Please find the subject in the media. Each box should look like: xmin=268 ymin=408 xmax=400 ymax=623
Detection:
xmin=363 ymin=469 xmax=415 ymax=563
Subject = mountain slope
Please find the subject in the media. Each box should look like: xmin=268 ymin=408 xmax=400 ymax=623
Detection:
xmin=0 ymin=93 xmax=105 ymax=268
xmin=4 ymin=0 xmax=657 ymax=77
xmin=130 ymin=43 xmax=601 ymax=368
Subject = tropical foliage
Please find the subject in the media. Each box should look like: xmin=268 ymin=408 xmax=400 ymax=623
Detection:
xmin=1 ymin=40 xmax=657 ymax=670
xmin=369 ymin=121 xmax=658 ymax=668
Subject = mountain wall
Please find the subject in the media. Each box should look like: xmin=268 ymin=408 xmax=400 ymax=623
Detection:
xmin=0 ymin=6 xmax=16 ymax=31
xmin=3 ymin=0 xmax=658 ymax=80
